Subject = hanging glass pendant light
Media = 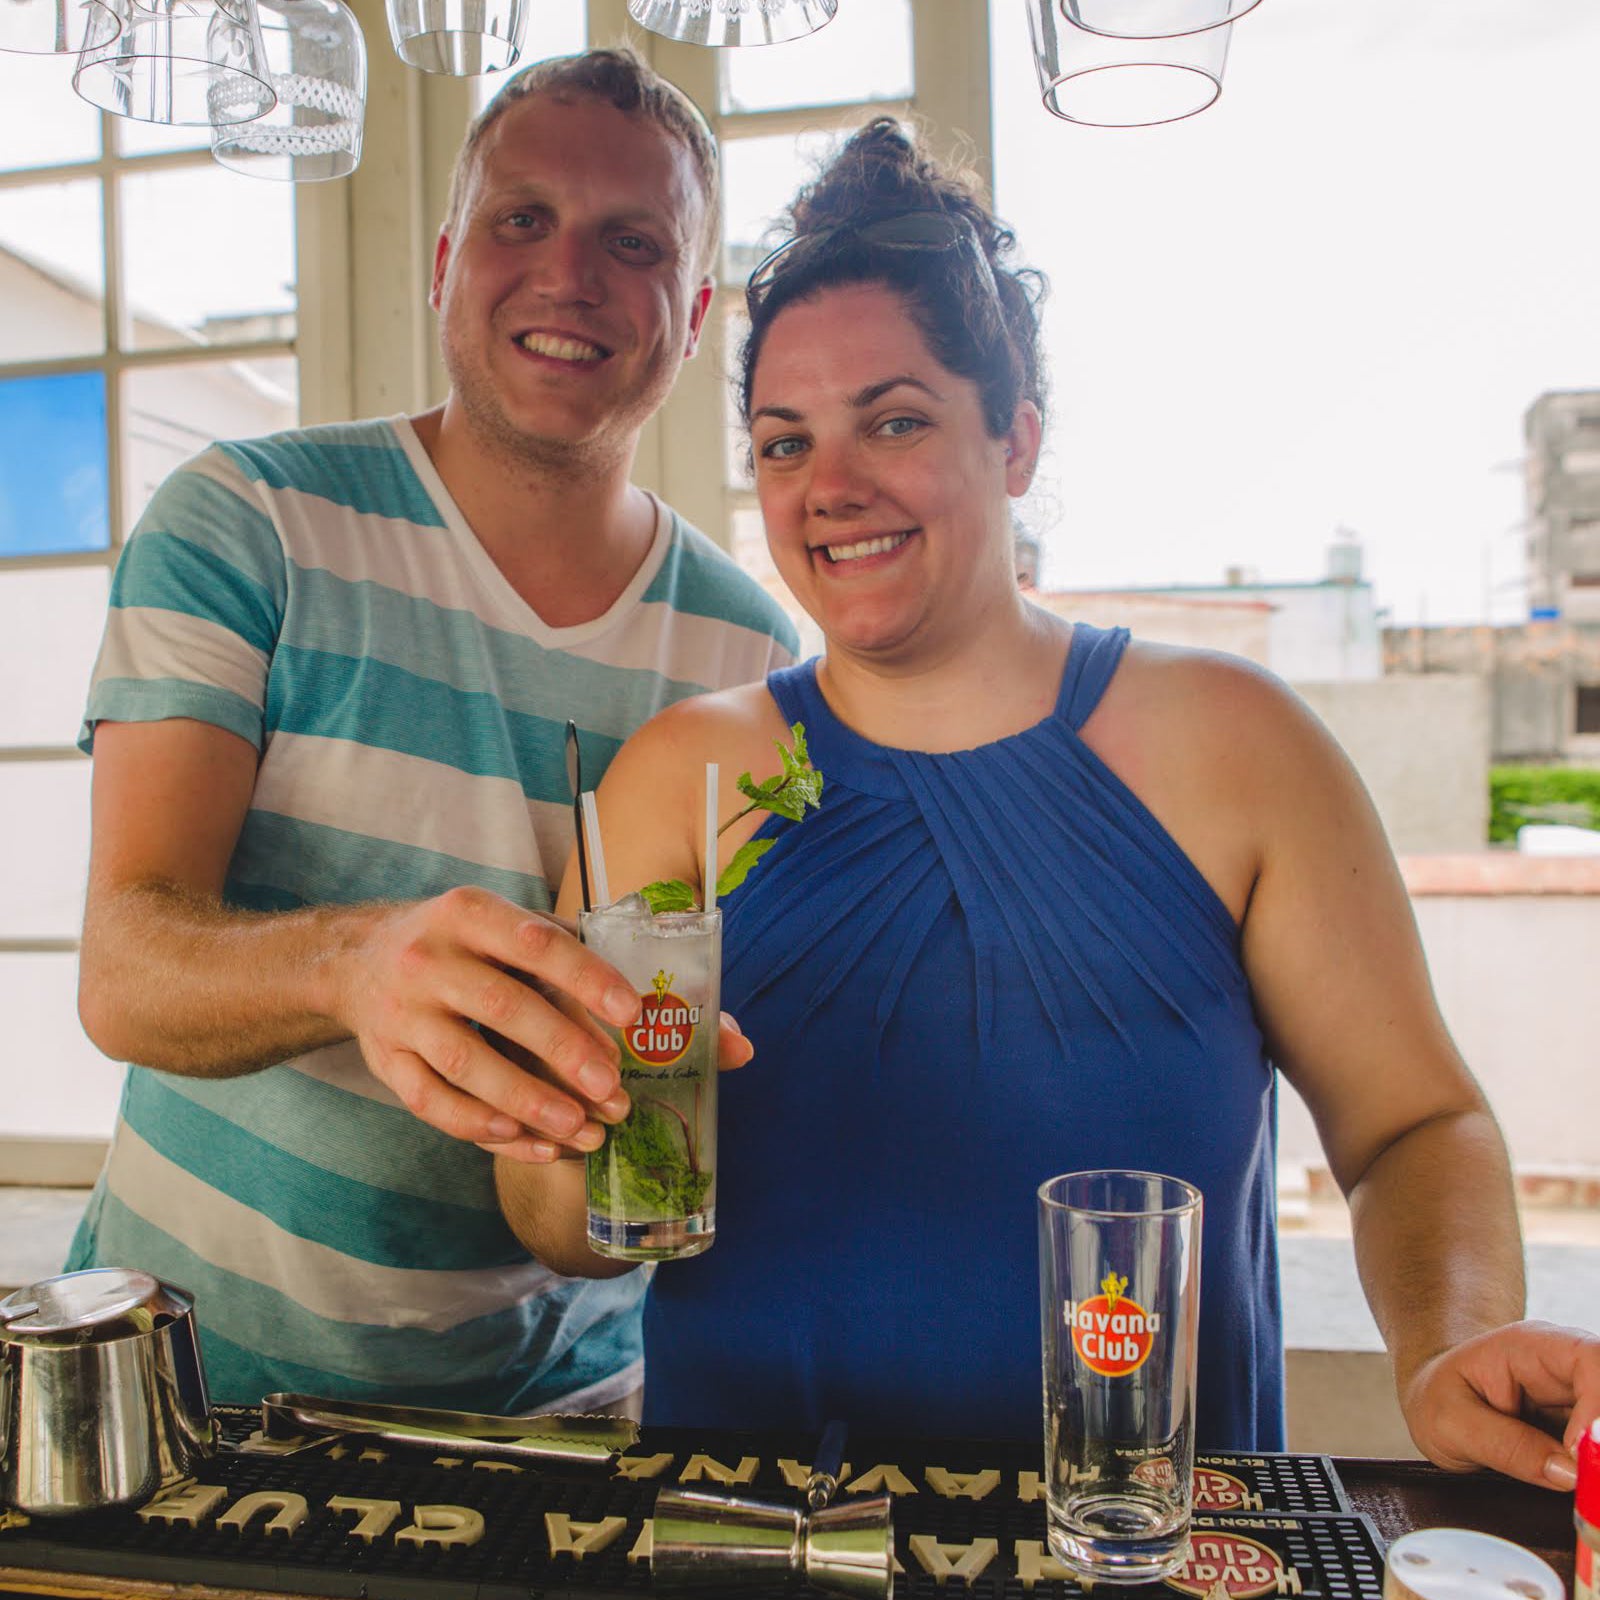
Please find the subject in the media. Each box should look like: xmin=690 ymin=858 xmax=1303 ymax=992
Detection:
xmin=1028 ymin=0 xmax=1230 ymax=127
xmin=1059 ymin=0 xmax=1263 ymax=41
xmin=385 ymin=0 xmax=524 ymax=74
xmin=1 ymin=0 xmax=117 ymax=56
xmin=627 ymin=0 xmax=837 ymax=49
xmin=74 ymin=0 xmax=274 ymax=125
xmin=210 ymin=0 xmax=364 ymax=179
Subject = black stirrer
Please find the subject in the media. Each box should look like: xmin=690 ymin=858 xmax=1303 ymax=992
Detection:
xmin=564 ymin=719 xmax=592 ymax=914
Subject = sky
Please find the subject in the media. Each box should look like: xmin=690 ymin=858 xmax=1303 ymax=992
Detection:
xmin=3 ymin=0 xmax=1598 ymax=623
xmin=989 ymin=0 xmax=1600 ymax=622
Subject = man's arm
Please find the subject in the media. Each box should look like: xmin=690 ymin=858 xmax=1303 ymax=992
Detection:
xmin=1229 ymin=664 xmax=1593 ymax=1485
xmin=79 ymin=717 xmax=638 ymax=1160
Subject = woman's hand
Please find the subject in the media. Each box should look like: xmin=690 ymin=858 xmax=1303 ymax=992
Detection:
xmin=1400 ymin=1320 xmax=1600 ymax=1489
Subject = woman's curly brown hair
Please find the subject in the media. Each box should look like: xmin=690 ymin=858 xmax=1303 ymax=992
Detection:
xmin=740 ymin=117 xmax=1048 ymax=439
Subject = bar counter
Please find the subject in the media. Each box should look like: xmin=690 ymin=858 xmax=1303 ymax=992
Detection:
xmin=0 ymin=1415 xmax=1581 ymax=1600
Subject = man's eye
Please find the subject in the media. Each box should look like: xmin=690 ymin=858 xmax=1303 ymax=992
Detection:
xmin=611 ymin=233 xmax=660 ymax=261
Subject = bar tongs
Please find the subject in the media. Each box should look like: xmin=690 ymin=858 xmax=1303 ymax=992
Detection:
xmin=253 ymin=1392 xmax=638 ymax=1468
xmin=652 ymin=1419 xmax=893 ymax=1598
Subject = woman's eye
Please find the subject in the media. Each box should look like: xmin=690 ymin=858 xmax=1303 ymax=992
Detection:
xmin=878 ymin=415 xmax=925 ymax=438
xmin=758 ymin=435 xmax=807 ymax=461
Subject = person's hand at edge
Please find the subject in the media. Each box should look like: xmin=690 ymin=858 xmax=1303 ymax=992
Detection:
xmin=335 ymin=888 xmax=641 ymax=1163
xmin=1400 ymin=1319 xmax=1600 ymax=1489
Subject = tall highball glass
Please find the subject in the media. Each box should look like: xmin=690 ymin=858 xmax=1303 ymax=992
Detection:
xmin=1039 ymin=1170 xmax=1202 ymax=1584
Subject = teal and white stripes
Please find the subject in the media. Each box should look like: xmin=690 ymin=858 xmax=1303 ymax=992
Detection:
xmin=70 ymin=416 xmax=798 ymax=1410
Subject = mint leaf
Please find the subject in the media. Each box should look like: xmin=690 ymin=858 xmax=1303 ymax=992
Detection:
xmin=731 ymin=723 xmax=823 ymax=824
xmin=715 ymin=837 xmax=775 ymax=900
xmin=639 ymin=878 xmax=698 ymax=914
xmin=632 ymin=724 xmax=821 ymax=915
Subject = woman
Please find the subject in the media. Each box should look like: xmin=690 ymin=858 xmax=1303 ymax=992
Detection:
xmin=498 ymin=120 xmax=1597 ymax=1478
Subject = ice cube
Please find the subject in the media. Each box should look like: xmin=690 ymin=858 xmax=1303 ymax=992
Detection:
xmin=590 ymin=891 xmax=651 ymax=922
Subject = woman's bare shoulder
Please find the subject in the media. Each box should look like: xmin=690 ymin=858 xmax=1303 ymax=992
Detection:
xmin=619 ymin=682 xmax=792 ymax=770
xmin=1100 ymin=636 xmax=1324 ymax=755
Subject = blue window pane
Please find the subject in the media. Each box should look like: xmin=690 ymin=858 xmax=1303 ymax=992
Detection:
xmin=0 ymin=371 xmax=110 ymax=555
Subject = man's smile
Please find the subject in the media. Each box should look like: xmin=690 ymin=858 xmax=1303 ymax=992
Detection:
xmin=515 ymin=330 xmax=610 ymax=363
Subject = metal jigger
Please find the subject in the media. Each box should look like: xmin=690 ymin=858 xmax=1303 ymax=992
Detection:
xmin=651 ymin=1485 xmax=893 ymax=1598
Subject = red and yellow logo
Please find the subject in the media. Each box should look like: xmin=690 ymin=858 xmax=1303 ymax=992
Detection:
xmin=1192 ymin=1468 xmax=1256 ymax=1512
xmin=1165 ymin=1533 xmax=1286 ymax=1600
xmin=1065 ymin=1271 xmax=1160 ymax=1377
xmin=623 ymin=970 xmax=701 ymax=1067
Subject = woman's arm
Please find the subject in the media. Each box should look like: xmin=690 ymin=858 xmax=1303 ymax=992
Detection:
xmin=492 ymin=685 xmax=783 ymax=1274
xmin=1212 ymin=660 xmax=1591 ymax=1484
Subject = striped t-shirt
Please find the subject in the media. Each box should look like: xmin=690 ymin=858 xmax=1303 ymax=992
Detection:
xmin=68 ymin=416 xmax=798 ymax=1413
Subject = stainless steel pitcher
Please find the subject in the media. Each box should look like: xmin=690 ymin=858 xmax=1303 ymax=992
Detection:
xmin=0 ymin=1267 xmax=217 ymax=1516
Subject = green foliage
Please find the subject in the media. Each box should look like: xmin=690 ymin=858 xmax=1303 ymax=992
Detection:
xmin=639 ymin=879 xmax=697 ymax=914
xmin=734 ymin=722 xmax=824 ymax=823
xmin=1488 ymin=766 xmax=1600 ymax=844
xmin=714 ymin=837 xmax=775 ymax=899
xmin=591 ymin=1097 xmax=711 ymax=1219
xmin=640 ymin=723 xmax=822 ymax=910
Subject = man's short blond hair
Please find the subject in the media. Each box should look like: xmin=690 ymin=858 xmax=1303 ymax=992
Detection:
xmin=443 ymin=48 xmax=722 ymax=280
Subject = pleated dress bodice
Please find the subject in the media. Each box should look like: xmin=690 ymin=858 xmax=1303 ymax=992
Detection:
xmin=643 ymin=624 xmax=1284 ymax=1449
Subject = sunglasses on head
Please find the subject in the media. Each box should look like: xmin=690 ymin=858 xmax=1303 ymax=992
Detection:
xmin=744 ymin=209 xmax=1002 ymax=317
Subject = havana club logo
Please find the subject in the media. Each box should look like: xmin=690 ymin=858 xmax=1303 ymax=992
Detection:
xmin=1065 ymin=1271 xmax=1160 ymax=1376
xmin=1166 ymin=1532 xmax=1286 ymax=1600
xmin=623 ymin=971 xmax=701 ymax=1067
xmin=1192 ymin=1468 xmax=1258 ymax=1512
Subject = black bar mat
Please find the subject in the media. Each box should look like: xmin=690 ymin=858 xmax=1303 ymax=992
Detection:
xmin=0 ymin=1409 xmax=1377 ymax=1600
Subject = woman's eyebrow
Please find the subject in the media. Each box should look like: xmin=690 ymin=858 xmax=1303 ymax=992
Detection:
xmin=851 ymin=375 xmax=945 ymax=407
xmin=750 ymin=404 xmax=804 ymax=425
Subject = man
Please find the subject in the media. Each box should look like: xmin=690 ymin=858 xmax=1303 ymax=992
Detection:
xmin=68 ymin=50 xmax=797 ymax=1416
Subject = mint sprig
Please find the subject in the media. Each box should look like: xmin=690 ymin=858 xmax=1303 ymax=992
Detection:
xmin=639 ymin=723 xmax=821 ymax=914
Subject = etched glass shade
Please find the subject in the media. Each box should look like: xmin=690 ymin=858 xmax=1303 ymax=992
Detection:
xmin=627 ymin=0 xmax=837 ymax=49
xmin=386 ymin=0 xmax=524 ymax=75
xmin=74 ymin=0 xmax=273 ymax=125
xmin=1 ymin=0 xmax=118 ymax=56
xmin=210 ymin=0 xmax=363 ymax=180
xmin=1028 ymin=0 xmax=1230 ymax=127
xmin=1060 ymin=0 xmax=1263 ymax=40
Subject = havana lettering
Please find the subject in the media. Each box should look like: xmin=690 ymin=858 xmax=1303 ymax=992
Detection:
xmin=843 ymin=1463 xmax=919 ymax=1496
xmin=925 ymin=1467 xmax=1001 ymax=1500
xmin=777 ymin=1458 xmax=853 ymax=1491
xmin=615 ymin=1452 xmax=675 ymax=1480
xmin=544 ymin=1513 xmax=628 ymax=1559
xmin=628 ymin=1520 xmax=654 ymax=1563
xmin=1018 ymin=1471 xmax=1046 ymax=1503
xmin=908 ymin=1534 xmax=999 ymax=1583
xmin=1014 ymin=1539 xmax=1074 ymax=1592
xmin=679 ymin=1454 xmax=760 ymax=1486
xmin=1064 ymin=1301 xmax=1163 ymax=1335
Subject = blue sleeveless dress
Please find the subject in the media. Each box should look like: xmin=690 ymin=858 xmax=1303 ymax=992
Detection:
xmin=643 ymin=625 xmax=1285 ymax=1449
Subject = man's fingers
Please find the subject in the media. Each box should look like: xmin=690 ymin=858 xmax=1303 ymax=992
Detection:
xmin=423 ymin=950 xmax=627 ymax=1109
xmin=370 ymin=1046 xmax=523 ymax=1145
xmin=440 ymin=891 xmax=639 ymax=1028
xmin=391 ymin=1019 xmax=609 ymax=1147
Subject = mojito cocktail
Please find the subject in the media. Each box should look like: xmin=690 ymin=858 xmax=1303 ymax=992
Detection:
xmin=580 ymin=900 xmax=720 ymax=1261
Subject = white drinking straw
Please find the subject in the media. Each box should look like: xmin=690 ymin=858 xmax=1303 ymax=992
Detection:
xmin=703 ymin=763 xmax=720 ymax=913
xmin=580 ymin=791 xmax=611 ymax=909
